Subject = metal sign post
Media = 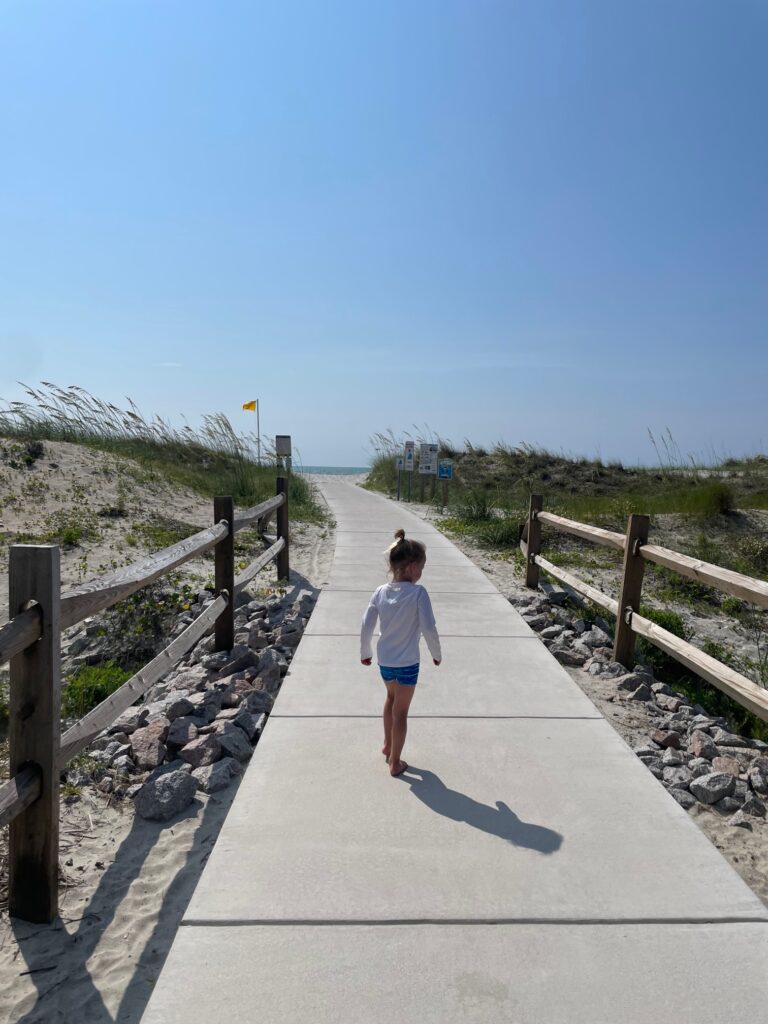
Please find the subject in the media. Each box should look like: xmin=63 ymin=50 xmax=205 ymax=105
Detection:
xmin=419 ymin=443 xmax=438 ymax=503
xmin=404 ymin=442 xmax=415 ymax=501
xmin=438 ymin=459 xmax=453 ymax=506
xmin=395 ymin=456 xmax=404 ymax=500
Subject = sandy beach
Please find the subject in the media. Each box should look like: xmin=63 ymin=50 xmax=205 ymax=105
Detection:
xmin=1 ymin=466 xmax=766 ymax=1022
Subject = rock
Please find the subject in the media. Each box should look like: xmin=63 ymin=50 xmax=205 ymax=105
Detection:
xmin=663 ymin=766 xmax=692 ymax=789
xmin=627 ymin=683 xmax=652 ymax=702
xmin=747 ymin=765 xmax=768 ymax=796
xmin=741 ymin=794 xmax=766 ymax=817
xmin=690 ymin=772 xmax=735 ymax=805
xmin=167 ymin=716 xmax=199 ymax=748
xmin=523 ymin=613 xmax=548 ymax=630
xmin=134 ymin=767 xmax=197 ymax=821
xmin=130 ymin=720 xmax=170 ymax=769
xmin=689 ymin=731 xmax=719 ymax=761
xmin=750 ymin=739 xmax=768 ymax=753
xmin=587 ymin=662 xmax=603 ymax=676
xmin=259 ymin=648 xmax=288 ymax=676
xmin=689 ymin=758 xmax=713 ymax=778
xmin=580 ymin=626 xmax=613 ymax=650
xmin=669 ymin=788 xmax=697 ymax=810
xmin=634 ymin=743 xmax=662 ymax=757
xmin=232 ymin=709 xmax=261 ymax=741
xmin=651 ymin=730 xmax=681 ymax=750
xmin=651 ymin=682 xmax=675 ymax=697
xmin=540 ymin=625 xmax=563 ymax=640
xmin=711 ymin=756 xmax=741 ymax=776
xmin=655 ymin=694 xmax=685 ymax=713
xmin=573 ymin=619 xmax=587 ymax=635
xmin=616 ymin=673 xmax=645 ymax=692
xmin=241 ymin=689 xmax=274 ymax=714
xmin=216 ymin=646 xmax=261 ymax=678
xmin=728 ymin=810 xmax=753 ymax=830
xmin=192 ymin=757 xmax=243 ymax=794
xmin=540 ymin=583 xmax=568 ymax=605
xmin=688 ymin=714 xmax=713 ymax=732
xmin=215 ymin=722 xmax=253 ymax=762
xmin=109 ymin=706 xmax=149 ymax=735
xmin=112 ymin=754 xmax=136 ymax=773
xmin=712 ymin=728 xmax=751 ymax=748
xmin=552 ymin=647 xmax=587 ymax=667
xmin=187 ymin=690 xmax=223 ymax=723
xmin=147 ymin=693 xmax=195 ymax=722
xmin=603 ymin=662 xmax=627 ymax=678
xmin=713 ymin=796 xmax=743 ymax=815
xmin=179 ymin=734 xmax=222 ymax=768
xmin=662 ymin=748 xmax=684 ymax=766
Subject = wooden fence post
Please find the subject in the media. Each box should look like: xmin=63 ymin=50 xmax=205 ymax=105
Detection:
xmin=9 ymin=545 xmax=61 ymax=923
xmin=214 ymin=497 xmax=234 ymax=652
xmin=276 ymin=477 xmax=290 ymax=580
xmin=524 ymin=495 xmax=543 ymax=589
xmin=613 ymin=513 xmax=650 ymax=667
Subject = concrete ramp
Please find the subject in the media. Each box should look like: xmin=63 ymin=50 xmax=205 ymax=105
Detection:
xmin=141 ymin=478 xmax=768 ymax=1023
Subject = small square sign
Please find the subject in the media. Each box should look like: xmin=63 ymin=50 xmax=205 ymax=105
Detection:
xmin=438 ymin=460 xmax=453 ymax=480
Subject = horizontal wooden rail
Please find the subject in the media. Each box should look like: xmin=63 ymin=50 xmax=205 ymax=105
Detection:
xmin=60 ymin=522 xmax=228 ymax=630
xmin=0 ymin=605 xmax=42 ymax=666
xmin=630 ymin=611 xmax=768 ymax=722
xmin=0 ymin=764 xmax=42 ymax=828
xmin=640 ymin=543 xmax=768 ymax=611
xmin=537 ymin=511 xmax=626 ymax=552
xmin=234 ymin=537 xmax=285 ymax=595
xmin=534 ymin=555 xmax=620 ymax=617
xmin=233 ymin=494 xmax=285 ymax=534
xmin=58 ymin=593 xmax=229 ymax=767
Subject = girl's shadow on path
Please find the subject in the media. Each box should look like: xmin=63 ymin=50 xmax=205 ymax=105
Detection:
xmin=402 ymin=767 xmax=562 ymax=854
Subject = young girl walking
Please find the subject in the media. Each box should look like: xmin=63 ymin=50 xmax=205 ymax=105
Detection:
xmin=360 ymin=529 xmax=442 ymax=776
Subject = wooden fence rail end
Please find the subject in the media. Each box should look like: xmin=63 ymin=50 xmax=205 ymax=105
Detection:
xmin=0 ymin=765 xmax=42 ymax=829
xmin=0 ymin=605 xmax=42 ymax=666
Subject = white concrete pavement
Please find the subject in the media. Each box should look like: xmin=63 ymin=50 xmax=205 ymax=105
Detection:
xmin=141 ymin=477 xmax=768 ymax=1023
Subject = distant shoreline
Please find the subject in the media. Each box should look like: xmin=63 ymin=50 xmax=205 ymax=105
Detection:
xmin=297 ymin=466 xmax=369 ymax=475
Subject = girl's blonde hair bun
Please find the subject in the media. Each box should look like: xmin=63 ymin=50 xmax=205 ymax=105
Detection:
xmin=394 ymin=528 xmax=406 ymax=542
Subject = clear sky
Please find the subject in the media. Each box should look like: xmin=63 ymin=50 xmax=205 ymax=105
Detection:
xmin=1 ymin=1 xmax=766 ymax=467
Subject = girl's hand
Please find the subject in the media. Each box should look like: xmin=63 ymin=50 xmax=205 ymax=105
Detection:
xmin=433 ymin=659 xmax=441 ymax=666
xmin=361 ymin=658 xmax=372 ymax=666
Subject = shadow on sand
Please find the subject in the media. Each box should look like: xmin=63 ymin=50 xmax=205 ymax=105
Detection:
xmin=401 ymin=767 xmax=563 ymax=854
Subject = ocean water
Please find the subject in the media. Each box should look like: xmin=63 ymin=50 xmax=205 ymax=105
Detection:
xmin=297 ymin=466 xmax=369 ymax=475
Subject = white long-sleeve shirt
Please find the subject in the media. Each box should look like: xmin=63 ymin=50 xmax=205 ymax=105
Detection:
xmin=360 ymin=582 xmax=442 ymax=667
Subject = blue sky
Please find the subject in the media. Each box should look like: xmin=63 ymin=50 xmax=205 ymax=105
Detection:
xmin=1 ymin=1 xmax=766 ymax=466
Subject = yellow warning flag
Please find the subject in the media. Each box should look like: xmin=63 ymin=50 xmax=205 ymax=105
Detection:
xmin=242 ymin=400 xmax=257 ymax=411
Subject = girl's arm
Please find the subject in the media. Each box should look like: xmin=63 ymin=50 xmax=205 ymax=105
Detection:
xmin=360 ymin=592 xmax=380 ymax=663
xmin=418 ymin=588 xmax=442 ymax=664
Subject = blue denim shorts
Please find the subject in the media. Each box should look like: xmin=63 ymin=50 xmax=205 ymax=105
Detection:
xmin=379 ymin=664 xmax=419 ymax=686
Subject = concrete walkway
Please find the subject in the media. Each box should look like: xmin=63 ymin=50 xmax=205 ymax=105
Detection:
xmin=142 ymin=479 xmax=768 ymax=1023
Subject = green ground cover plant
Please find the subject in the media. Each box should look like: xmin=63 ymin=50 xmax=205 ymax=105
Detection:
xmin=62 ymin=662 xmax=133 ymax=718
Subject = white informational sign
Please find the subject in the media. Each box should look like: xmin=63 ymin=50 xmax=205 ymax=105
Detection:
xmin=395 ymin=456 xmax=404 ymax=471
xmin=419 ymin=443 xmax=438 ymax=475
xmin=275 ymin=435 xmax=292 ymax=457
xmin=438 ymin=460 xmax=453 ymax=480
xmin=404 ymin=441 xmax=415 ymax=471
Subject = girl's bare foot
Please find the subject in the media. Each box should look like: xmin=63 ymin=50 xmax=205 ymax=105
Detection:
xmin=389 ymin=760 xmax=408 ymax=777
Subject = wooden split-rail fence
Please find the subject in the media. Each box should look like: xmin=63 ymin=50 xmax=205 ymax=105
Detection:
xmin=522 ymin=494 xmax=768 ymax=722
xmin=0 ymin=477 xmax=291 ymax=923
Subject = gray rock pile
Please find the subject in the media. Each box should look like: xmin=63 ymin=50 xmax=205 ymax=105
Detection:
xmin=510 ymin=588 xmax=768 ymax=831
xmin=62 ymin=585 xmax=317 ymax=821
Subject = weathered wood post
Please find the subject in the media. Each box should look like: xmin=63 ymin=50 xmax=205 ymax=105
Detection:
xmin=613 ymin=513 xmax=650 ymax=667
xmin=524 ymin=494 xmax=543 ymax=590
xmin=276 ymin=476 xmax=290 ymax=580
xmin=214 ymin=497 xmax=235 ymax=652
xmin=9 ymin=545 xmax=61 ymax=923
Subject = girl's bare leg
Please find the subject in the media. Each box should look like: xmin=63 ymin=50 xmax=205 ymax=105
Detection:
xmin=382 ymin=682 xmax=396 ymax=758
xmin=389 ymin=683 xmax=416 ymax=776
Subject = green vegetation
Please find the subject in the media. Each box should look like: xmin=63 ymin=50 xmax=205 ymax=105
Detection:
xmin=62 ymin=662 xmax=132 ymax=718
xmin=0 ymin=383 xmax=324 ymax=522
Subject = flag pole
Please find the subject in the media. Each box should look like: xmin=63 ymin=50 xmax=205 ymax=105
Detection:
xmin=256 ymin=399 xmax=261 ymax=465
